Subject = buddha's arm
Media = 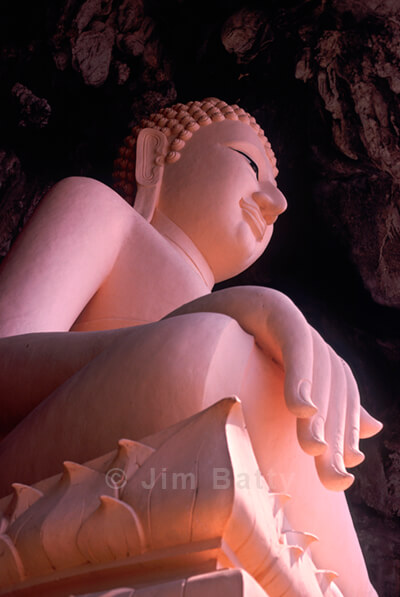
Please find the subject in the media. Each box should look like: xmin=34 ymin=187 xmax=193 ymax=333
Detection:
xmin=0 ymin=176 xmax=135 ymax=428
xmin=0 ymin=176 xmax=132 ymax=337
xmin=164 ymin=286 xmax=383 ymax=491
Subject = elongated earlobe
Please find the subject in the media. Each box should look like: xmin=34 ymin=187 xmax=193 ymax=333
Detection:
xmin=134 ymin=128 xmax=168 ymax=221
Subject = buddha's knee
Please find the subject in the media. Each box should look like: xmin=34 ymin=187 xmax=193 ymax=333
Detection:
xmin=0 ymin=313 xmax=256 ymax=491
xmin=114 ymin=312 xmax=255 ymax=414
xmin=121 ymin=312 xmax=253 ymax=366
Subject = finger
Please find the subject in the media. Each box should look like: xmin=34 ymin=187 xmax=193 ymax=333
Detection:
xmin=265 ymin=296 xmax=317 ymax=418
xmin=315 ymin=348 xmax=354 ymax=491
xmin=341 ymin=360 xmax=365 ymax=468
xmin=360 ymin=406 xmax=383 ymax=438
xmin=297 ymin=328 xmax=330 ymax=456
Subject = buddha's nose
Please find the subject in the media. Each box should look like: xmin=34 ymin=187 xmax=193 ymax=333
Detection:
xmin=252 ymin=184 xmax=287 ymax=225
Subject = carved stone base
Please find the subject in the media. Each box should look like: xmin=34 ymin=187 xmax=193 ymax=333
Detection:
xmin=0 ymin=399 xmax=342 ymax=597
xmin=71 ymin=569 xmax=270 ymax=597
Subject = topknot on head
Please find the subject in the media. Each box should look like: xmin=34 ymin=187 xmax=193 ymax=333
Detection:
xmin=113 ymin=97 xmax=278 ymax=201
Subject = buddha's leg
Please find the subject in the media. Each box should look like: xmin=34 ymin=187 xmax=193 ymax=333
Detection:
xmin=237 ymin=342 xmax=376 ymax=597
xmin=0 ymin=327 xmax=138 ymax=434
xmin=0 ymin=313 xmax=255 ymax=492
xmin=0 ymin=313 xmax=374 ymax=594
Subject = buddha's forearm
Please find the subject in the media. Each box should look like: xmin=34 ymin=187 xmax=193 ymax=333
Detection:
xmin=165 ymin=285 xmax=314 ymax=416
xmin=0 ymin=327 xmax=133 ymax=432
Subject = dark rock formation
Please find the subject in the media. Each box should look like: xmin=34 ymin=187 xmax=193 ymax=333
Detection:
xmin=0 ymin=1 xmax=398 ymax=594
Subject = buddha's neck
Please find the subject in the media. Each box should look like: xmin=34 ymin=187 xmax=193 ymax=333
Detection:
xmin=151 ymin=210 xmax=215 ymax=291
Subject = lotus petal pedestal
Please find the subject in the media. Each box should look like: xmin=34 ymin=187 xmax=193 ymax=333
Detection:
xmin=0 ymin=399 xmax=342 ymax=597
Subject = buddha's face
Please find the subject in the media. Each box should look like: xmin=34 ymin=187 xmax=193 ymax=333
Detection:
xmin=155 ymin=119 xmax=287 ymax=282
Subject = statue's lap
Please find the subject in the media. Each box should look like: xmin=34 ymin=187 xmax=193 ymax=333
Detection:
xmin=0 ymin=311 xmax=259 ymax=493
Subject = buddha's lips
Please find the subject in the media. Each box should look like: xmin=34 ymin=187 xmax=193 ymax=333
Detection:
xmin=240 ymin=197 xmax=267 ymax=241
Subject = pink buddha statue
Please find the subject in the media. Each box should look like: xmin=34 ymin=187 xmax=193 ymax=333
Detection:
xmin=0 ymin=98 xmax=382 ymax=595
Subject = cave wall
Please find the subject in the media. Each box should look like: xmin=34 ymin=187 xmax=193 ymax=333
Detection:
xmin=0 ymin=1 xmax=399 ymax=594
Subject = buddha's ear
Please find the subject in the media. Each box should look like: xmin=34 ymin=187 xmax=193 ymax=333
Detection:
xmin=134 ymin=128 xmax=168 ymax=221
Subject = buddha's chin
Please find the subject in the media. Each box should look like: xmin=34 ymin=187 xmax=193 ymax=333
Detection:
xmin=212 ymin=223 xmax=271 ymax=281
xmin=231 ymin=223 xmax=269 ymax=273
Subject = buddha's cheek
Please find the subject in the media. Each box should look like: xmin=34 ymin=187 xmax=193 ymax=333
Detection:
xmin=236 ymin=220 xmax=258 ymax=257
xmin=235 ymin=220 xmax=272 ymax=264
xmin=217 ymin=221 xmax=260 ymax=276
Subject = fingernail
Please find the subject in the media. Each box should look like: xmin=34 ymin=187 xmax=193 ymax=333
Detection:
xmin=360 ymin=408 xmax=384 ymax=438
xmin=361 ymin=407 xmax=383 ymax=428
xmin=298 ymin=379 xmax=317 ymax=411
xmin=332 ymin=452 xmax=354 ymax=479
xmin=370 ymin=415 xmax=383 ymax=432
xmin=347 ymin=447 xmax=365 ymax=466
xmin=349 ymin=428 xmax=365 ymax=464
xmin=351 ymin=449 xmax=365 ymax=464
xmin=311 ymin=415 xmax=327 ymax=446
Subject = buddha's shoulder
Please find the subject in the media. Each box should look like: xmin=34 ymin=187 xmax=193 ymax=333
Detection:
xmin=48 ymin=176 xmax=142 ymax=225
xmin=53 ymin=176 xmax=131 ymax=208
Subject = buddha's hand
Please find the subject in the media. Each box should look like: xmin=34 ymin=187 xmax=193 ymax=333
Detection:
xmin=164 ymin=286 xmax=383 ymax=491
xmin=265 ymin=305 xmax=383 ymax=492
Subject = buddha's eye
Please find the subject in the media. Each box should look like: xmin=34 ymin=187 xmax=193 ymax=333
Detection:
xmin=231 ymin=148 xmax=259 ymax=180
